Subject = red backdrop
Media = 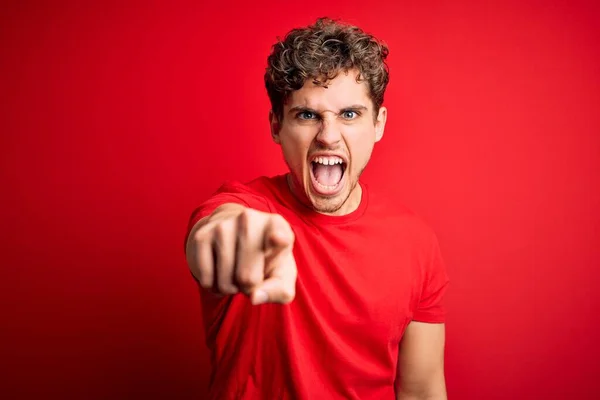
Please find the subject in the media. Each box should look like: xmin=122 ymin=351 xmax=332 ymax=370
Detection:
xmin=2 ymin=0 xmax=599 ymax=398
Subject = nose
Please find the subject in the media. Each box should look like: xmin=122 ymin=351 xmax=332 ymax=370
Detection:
xmin=315 ymin=119 xmax=342 ymax=147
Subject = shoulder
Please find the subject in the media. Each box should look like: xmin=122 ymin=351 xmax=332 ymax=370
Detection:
xmin=208 ymin=175 xmax=287 ymax=212
xmin=219 ymin=174 xmax=285 ymax=198
xmin=244 ymin=175 xmax=287 ymax=196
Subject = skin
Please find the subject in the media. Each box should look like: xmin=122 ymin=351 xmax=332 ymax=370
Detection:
xmin=186 ymin=67 xmax=447 ymax=399
xmin=186 ymin=204 xmax=297 ymax=305
xmin=396 ymin=322 xmax=447 ymax=399
xmin=270 ymin=69 xmax=386 ymax=215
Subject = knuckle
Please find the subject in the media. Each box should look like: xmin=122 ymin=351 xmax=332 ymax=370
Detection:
xmin=213 ymin=221 xmax=226 ymax=237
xmin=194 ymin=267 xmax=212 ymax=288
xmin=273 ymin=214 xmax=294 ymax=240
xmin=212 ymin=224 xmax=224 ymax=241
xmin=192 ymin=228 xmax=210 ymax=243
xmin=192 ymin=264 xmax=211 ymax=286
xmin=217 ymin=281 xmax=236 ymax=295
xmin=237 ymin=209 xmax=252 ymax=237
xmin=198 ymin=275 xmax=212 ymax=288
xmin=223 ymin=216 xmax=237 ymax=229
xmin=235 ymin=268 xmax=250 ymax=284
xmin=236 ymin=268 xmax=260 ymax=288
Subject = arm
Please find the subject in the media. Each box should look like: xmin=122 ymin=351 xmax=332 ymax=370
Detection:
xmin=395 ymin=321 xmax=447 ymax=400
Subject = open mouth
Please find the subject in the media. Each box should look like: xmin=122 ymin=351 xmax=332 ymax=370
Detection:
xmin=309 ymin=155 xmax=347 ymax=195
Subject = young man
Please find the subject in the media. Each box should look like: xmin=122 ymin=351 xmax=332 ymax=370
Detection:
xmin=185 ymin=18 xmax=449 ymax=400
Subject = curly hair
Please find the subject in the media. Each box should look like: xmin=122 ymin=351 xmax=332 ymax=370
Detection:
xmin=265 ymin=17 xmax=390 ymax=121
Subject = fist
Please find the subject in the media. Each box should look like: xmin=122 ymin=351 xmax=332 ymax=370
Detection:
xmin=186 ymin=206 xmax=297 ymax=305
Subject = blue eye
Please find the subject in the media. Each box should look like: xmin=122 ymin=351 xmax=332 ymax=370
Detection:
xmin=298 ymin=111 xmax=317 ymax=120
xmin=342 ymin=110 xmax=357 ymax=119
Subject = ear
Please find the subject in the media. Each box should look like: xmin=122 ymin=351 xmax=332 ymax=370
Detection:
xmin=375 ymin=106 xmax=387 ymax=142
xmin=269 ymin=110 xmax=281 ymax=144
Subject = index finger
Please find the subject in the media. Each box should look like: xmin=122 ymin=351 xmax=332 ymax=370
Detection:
xmin=264 ymin=214 xmax=294 ymax=253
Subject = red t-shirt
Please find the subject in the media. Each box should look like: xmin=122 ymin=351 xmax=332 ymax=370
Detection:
xmin=186 ymin=174 xmax=449 ymax=400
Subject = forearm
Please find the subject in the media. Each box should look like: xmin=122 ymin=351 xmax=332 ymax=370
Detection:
xmin=396 ymin=389 xmax=447 ymax=400
xmin=396 ymin=372 xmax=447 ymax=400
xmin=396 ymin=377 xmax=448 ymax=400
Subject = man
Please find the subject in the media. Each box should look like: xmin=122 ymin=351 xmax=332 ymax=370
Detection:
xmin=185 ymin=17 xmax=449 ymax=399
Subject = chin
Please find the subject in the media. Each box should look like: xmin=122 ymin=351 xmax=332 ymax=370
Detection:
xmin=309 ymin=198 xmax=345 ymax=214
xmin=306 ymin=180 xmax=355 ymax=215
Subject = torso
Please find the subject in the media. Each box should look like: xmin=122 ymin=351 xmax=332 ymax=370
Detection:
xmin=199 ymin=175 xmax=434 ymax=400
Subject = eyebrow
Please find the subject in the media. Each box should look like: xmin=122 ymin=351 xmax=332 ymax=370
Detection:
xmin=288 ymin=105 xmax=369 ymax=114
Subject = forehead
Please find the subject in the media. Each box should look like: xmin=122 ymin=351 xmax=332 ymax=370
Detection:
xmin=285 ymin=69 xmax=371 ymax=110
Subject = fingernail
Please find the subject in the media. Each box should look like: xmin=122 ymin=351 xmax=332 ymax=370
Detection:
xmin=252 ymin=290 xmax=268 ymax=305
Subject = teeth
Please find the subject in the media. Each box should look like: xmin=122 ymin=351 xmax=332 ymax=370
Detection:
xmin=313 ymin=156 xmax=343 ymax=165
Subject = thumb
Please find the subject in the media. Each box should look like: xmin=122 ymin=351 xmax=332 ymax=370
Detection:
xmin=250 ymin=275 xmax=296 ymax=305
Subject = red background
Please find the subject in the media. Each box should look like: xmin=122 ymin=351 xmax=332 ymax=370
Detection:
xmin=2 ymin=0 xmax=599 ymax=398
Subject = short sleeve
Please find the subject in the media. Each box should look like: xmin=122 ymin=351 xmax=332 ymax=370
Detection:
xmin=184 ymin=181 xmax=273 ymax=248
xmin=412 ymin=233 xmax=450 ymax=323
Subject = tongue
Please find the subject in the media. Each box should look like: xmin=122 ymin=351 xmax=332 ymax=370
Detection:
xmin=313 ymin=163 xmax=343 ymax=186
